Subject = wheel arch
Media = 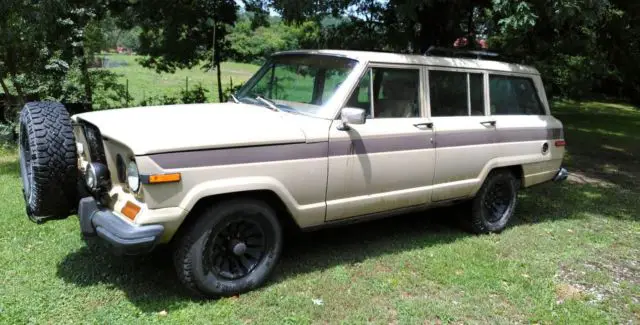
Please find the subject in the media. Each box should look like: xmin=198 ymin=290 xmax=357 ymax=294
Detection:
xmin=169 ymin=189 xmax=301 ymax=244
xmin=503 ymin=165 xmax=524 ymax=188
xmin=470 ymin=163 xmax=525 ymax=197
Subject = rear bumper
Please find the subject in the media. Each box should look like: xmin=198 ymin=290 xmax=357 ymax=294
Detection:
xmin=553 ymin=167 xmax=569 ymax=182
xmin=78 ymin=197 xmax=164 ymax=255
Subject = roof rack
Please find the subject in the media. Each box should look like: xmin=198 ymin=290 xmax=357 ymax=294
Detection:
xmin=424 ymin=46 xmax=501 ymax=61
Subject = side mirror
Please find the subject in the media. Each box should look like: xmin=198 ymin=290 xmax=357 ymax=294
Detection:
xmin=338 ymin=107 xmax=366 ymax=130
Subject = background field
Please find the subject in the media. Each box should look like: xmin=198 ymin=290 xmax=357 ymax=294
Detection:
xmin=99 ymin=54 xmax=260 ymax=105
xmin=0 ymin=101 xmax=638 ymax=324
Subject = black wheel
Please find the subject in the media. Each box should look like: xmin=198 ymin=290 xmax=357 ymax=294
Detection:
xmin=173 ymin=199 xmax=283 ymax=298
xmin=468 ymin=170 xmax=519 ymax=234
xmin=18 ymin=102 xmax=78 ymax=223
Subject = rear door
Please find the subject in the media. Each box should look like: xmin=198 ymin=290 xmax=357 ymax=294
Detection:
xmin=428 ymin=69 xmax=498 ymax=201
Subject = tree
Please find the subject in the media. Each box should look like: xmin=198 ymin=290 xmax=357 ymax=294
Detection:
xmin=227 ymin=15 xmax=320 ymax=64
xmin=131 ymin=0 xmax=238 ymax=102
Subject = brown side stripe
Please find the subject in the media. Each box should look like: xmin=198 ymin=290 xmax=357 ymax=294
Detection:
xmin=497 ymin=128 xmax=564 ymax=144
xmin=328 ymin=134 xmax=434 ymax=157
xmin=149 ymin=142 xmax=329 ymax=169
xmin=148 ymin=128 xmax=563 ymax=169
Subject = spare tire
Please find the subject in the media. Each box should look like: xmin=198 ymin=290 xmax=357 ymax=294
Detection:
xmin=19 ymin=102 xmax=78 ymax=224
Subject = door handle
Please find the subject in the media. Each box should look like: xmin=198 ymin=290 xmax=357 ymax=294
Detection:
xmin=480 ymin=120 xmax=496 ymax=127
xmin=414 ymin=122 xmax=433 ymax=129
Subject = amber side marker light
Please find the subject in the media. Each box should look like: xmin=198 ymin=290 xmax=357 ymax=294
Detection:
xmin=555 ymin=140 xmax=567 ymax=147
xmin=121 ymin=201 xmax=141 ymax=221
xmin=149 ymin=173 xmax=181 ymax=184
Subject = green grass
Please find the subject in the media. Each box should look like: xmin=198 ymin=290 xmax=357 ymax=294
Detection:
xmin=99 ymin=54 xmax=260 ymax=105
xmin=1 ymin=101 xmax=639 ymax=324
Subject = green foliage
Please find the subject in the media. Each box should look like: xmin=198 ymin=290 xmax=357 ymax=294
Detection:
xmin=180 ymin=83 xmax=209 ymax=104
xmin=491 ymin=0 xmax=537 ymax=34
xmin=89 ymin=70 xmax=132 ymax=109
xmin=0 ymin=122 xmax=17 ymax=144
xmin=226 ymin=13 xmax=322 ymax=64
xmin=2 ymin=0 xmax=640 ymax=110
xmin=223 ymin=82 xmax=244 ymax=102
xmin=138 ymin=94 xmax=179 ymax=107
xmin=132 ymin=0 xmax=238 ymax=73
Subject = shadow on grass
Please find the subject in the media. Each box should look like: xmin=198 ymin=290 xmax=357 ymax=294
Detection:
xmin=55 ymin=179 xmax=639 ymax=312
xmin=55 ymin=210 xmax=466 ymax=312
xmin=554 ymin=101 xmax=640 ymax=188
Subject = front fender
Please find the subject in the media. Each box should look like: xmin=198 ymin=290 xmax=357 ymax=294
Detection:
xmin=177 ymin=175 xmax=327 ymax=229
xmin=179 ymin=176 xmax=299 ymax=213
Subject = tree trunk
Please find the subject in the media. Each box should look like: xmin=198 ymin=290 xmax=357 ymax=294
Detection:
xmin=8 ymin=73 xmax=25 ymax=107
xmin=216 ymin=51 xmax=223 ymax=102
xmin=78 ymin=45 xmax=93 ymax=110
xmin=211 ymin=16 xmax=224 ymax=103
xmin=4 ymin=48 xmax=26 ymax=106
xmin=467 ymin=2 xmax=475 ymax=48
xmin=211 ymin=18 xmax=217 ymax=100
xmin=0 ymin=77 xmax=11 ymax=123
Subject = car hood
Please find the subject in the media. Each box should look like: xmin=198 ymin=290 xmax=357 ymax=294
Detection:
xmin=72 ymin=103 xmax=312 ymax=155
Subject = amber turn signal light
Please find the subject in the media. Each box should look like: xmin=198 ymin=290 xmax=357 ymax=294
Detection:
xmin=121 ymin=201 xmax=141 ymax=221
xmin=149 ymin=173 xmax=181 ymax=184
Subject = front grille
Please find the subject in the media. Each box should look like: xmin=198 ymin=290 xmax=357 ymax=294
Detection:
xmin=81 ymin=121 xmax=107 ymax=164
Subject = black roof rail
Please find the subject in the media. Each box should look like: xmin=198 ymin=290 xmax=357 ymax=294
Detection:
xmin=424 ymin=46 xmax=502 ymax=61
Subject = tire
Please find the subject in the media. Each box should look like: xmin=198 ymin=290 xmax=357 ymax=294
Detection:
xmin=468 ymin=170 xmax=519 ymax=234
xmin=173 ymin=199 xmax=283 ymax=298
xmin=19 ymin=101 xmax=78 ymax=223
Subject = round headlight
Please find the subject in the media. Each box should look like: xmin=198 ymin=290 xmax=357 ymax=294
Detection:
xmin=85 ymin=164 xmax=97 ymax=189
xmin=127 ymin=160 xmax=140 ymax=193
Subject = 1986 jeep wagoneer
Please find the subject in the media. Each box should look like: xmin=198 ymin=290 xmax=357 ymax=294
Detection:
xmin=18 ymin=48 xmax=567 ymax=297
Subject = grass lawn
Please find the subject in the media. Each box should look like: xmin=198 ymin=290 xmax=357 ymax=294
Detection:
xmin=98 ymin=54 xmax=260 ymax=106
xmin=0 ymin=101 xmax=639 ymax=324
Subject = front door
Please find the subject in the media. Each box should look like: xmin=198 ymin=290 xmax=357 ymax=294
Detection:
xmin=325 ymin=65 xmax=436 ymax=221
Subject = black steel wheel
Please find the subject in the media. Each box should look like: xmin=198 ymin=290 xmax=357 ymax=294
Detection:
xmin=468 ymin=170 xmax=518 ymax=234
xmin=173 ymin=199 xmax=283 ymax=298
xmin=203 ymin=218 xmax=267 ymax=281
xmin=482 ymin=178 xmax=513 ymax=223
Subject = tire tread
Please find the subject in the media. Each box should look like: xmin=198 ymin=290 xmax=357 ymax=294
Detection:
xmin=19 ymin=101 xmax=78 ymax=222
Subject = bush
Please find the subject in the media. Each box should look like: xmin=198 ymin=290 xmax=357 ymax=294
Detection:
xmin=138 ymin=94 xmax=179 ymax=107
xmin=180 ymin=83 xmax=208 ymax=104
xmin=0 ymin=122 xmax=17 ymax=144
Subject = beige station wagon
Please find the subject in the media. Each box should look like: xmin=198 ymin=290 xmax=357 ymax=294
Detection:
xmin=18 ymin=48 xmax=567 ymax=298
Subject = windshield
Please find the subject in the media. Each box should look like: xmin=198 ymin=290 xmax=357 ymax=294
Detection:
xmin=235 ymin=54 xmax=359 ymax=116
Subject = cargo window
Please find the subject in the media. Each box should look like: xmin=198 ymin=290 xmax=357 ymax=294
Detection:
xmin=429 ymin=70 xmax=486 ymax=117
xmin=489 ymin=75 xmax=545 ymax=115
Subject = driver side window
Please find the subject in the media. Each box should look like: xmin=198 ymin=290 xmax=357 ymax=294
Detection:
xmin=345 ymin=67 xmax=421 ymax=118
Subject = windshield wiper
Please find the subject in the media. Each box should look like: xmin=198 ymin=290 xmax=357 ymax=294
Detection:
xmin=230 ymin=94 xmax=240 ymax=103
xmin=255 ymin=96 xmax=281 ymax=112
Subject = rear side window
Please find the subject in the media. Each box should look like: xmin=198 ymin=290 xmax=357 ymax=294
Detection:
xmin=429 ymin=70 xmax=485 ymax=117
xmin=489 ymin=75 xmax=545 ymax=115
